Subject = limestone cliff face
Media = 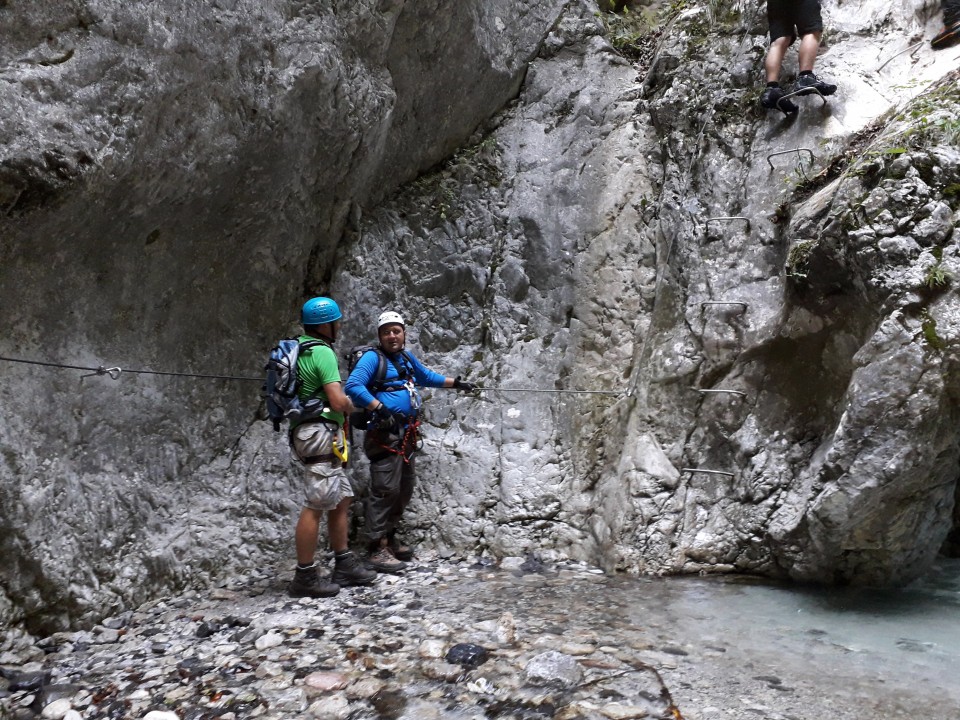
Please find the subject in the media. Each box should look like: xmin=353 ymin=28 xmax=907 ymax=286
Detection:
xmin=0 ymin=0 xmax=566 ymax=632
xmin=1 ymin=0 xmax=958 ymax=632
xmin=331 ymin=0 xmax=960 ymax=587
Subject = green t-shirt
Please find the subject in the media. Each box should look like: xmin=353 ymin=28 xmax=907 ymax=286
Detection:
xmin=295 ymin=335 xmax=345 ymax=426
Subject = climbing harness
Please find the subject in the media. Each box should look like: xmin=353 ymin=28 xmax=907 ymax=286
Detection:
xmin=292 ymin=419 xmax=349 ymax=466
xmin=372 ymin=417 xmax=421 ymax=465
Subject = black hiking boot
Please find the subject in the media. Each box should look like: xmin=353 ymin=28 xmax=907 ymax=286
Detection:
xmin=288 ymin=566 xmax=340 ymax=598
xmin=931 ymin=18 xmax=960 ymax=49
xmin=760 ymin=85 xmax=798 ymax=115
xmin=331 ymin=551 xmax=377 ymax=587
xmin=792 ymin=72 xmax=837 ymax=97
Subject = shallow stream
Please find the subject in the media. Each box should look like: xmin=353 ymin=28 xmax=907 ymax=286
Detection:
xmin=429 ymin=555 xmax=960 ymax=719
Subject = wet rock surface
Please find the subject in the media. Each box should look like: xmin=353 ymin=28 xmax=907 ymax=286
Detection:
xmin=2 ymin=555 xmax=958 ymax=720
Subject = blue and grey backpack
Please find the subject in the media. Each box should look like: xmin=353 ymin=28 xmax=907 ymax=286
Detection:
xmin=263 ymin=338 xmax=329 ymax=432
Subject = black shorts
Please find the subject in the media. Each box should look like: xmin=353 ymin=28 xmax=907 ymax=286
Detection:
xmin=767 ymin=0 xmax=824 ymax=43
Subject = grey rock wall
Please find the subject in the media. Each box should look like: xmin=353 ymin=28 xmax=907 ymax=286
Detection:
xmin=0 ymin=0 xmax=566 ymax=632
xmin=332 ymin=0 xmax=960 ymax=587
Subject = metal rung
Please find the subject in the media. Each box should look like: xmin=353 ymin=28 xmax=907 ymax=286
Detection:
xmin=776 ymin=87 xmax=827 ymax=111
xmin=767 ymin=148 xmax=815 ymax=170
xmin=700 ymin=301 xmax=748 ymax=310
xmin=681 ymin=468 xmax=735 ymax=477
xmin=706 ymin=216 xmax=751 ymax=231
xmin=877 ymin=40 xmax=924 ymax=72
xmin=696 ymin=388 xmax=747 ymax=398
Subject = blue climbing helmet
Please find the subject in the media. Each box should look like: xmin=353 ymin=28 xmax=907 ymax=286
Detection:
xmin=301 ymin=297 xmax=342 ymax=325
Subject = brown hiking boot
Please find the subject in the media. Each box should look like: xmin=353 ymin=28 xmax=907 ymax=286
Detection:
xmin=288 ymin=566 xmax=340 ymax=598
xmin=368 ymin=545 xmax=407 ymax=574
xmin=388 ymin=534 xmax=414 ymax=562
xmin=331 ymin=551 xmax=377 ymax=587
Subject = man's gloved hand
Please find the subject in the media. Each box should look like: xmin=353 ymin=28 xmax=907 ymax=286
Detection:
xmin=370 ymin=408 xmax=405 ymax=432
xmin=452 ymin=376 xmax=476 ymax=393
xmin=349 ymin=410 xmax=370 ymax=430
xmin=369 ymin=408 xmax=393 ymax=431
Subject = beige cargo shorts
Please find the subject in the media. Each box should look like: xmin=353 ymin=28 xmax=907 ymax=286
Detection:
xmin=290 ymin=421 xmax=353 ymax=511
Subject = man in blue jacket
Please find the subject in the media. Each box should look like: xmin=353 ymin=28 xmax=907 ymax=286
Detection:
xmin=344 ymin=311 xmax=475 ymax=573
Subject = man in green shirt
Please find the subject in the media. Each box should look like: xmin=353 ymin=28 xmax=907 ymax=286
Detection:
xmin=288 ymin=297 xmax=376 ymax=597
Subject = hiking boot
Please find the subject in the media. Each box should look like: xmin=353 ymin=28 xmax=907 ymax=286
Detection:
xmin=331 ymin=551 xmax=377 ymax=587
xmin=760 ymin=85 xmax=798 ymax=116
xmin=388 ymin=532 xmax=414 ymax=562
xmin=368 ymin=546 xmax=408 ymax=574
xmin=288 ymin=567 xmax=340 ymax=598
xmin=792 ymin=72 xmax=837 ymax=97
xmin=931 ymin=19 xmax=960 ymax=50
xmin=390 ymin=540 xmax=414 ymax=562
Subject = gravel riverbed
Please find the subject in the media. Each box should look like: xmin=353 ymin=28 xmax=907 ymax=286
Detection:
xmin=2 ymin=554 xmax=957 ymax=719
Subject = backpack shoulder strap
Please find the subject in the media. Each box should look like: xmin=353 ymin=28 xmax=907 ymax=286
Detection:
xmin=299 ymin=338 xmax=331 ymax=352
xmin=376 ymin=349 xmax=389 ymax=381
xmin=369 ymin=348 xmax=389 ymax=391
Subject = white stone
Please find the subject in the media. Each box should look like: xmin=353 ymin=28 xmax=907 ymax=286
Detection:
xmin=40 ymin=699 xmax=72 ymax=719
xmin=308 ymin=693 xmax=350 ymax=719
xmin=255 ymin=632 xmax=284 ymax=650
xmin=418 ymin=639 xmax=447 ymax=659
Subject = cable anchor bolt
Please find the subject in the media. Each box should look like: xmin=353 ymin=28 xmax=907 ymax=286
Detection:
xmin=81 ymin=366 xmax=122 ymax=380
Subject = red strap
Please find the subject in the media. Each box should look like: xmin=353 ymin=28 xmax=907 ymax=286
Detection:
xmin=376 ymin=419 xmax=420 ymax=463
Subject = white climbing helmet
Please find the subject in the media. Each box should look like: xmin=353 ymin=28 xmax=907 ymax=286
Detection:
xmin=377 ymin=311 xmax=405 ymax=329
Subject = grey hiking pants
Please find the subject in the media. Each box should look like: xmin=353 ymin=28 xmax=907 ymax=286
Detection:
xmin=363 ymin=428 xmax=416 ymax=543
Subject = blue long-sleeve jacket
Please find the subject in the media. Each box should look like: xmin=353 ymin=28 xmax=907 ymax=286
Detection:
xmin=344 ymin=348 xmax=446 ymax=418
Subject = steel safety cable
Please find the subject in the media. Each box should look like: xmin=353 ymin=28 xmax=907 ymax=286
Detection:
xmin=0 ymin=355 xmax=625 ymax=394
xmin=476 ymin=387 xmax=621 ymax=396
xmin=0 ymin=355 xmax=261 ymax=382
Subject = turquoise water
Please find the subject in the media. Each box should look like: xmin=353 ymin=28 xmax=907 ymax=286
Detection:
xmin=429 ymin=557 xmax=960 ymax=719
xmin=615 ymin=558 xmax=960 ymax=719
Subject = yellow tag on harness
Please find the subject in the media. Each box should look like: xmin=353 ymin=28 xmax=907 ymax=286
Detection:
xmin=333 ymin=436 xmax=349 ymax=463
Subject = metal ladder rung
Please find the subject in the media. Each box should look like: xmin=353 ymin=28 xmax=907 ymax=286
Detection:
xmin=700 ymin=301 xmax=748 ymax=311
xmin=706 ymin=216 xmax=751 ymax=231
xmin=767 ymin=148 xmax=815 ymax=171
xmin=877 ymin=40 xmax=924 ymax=72
xmin=695 ymin=388 xmax=747 ymax=398
xmin=681 ymin=468 xmax=735 ymax=477
xmin=776 ymin=86 xmax=827 ymax=111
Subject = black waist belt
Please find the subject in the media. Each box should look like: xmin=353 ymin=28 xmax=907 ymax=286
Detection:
xmin=302 ymin=453 xmax=337 ymax=465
